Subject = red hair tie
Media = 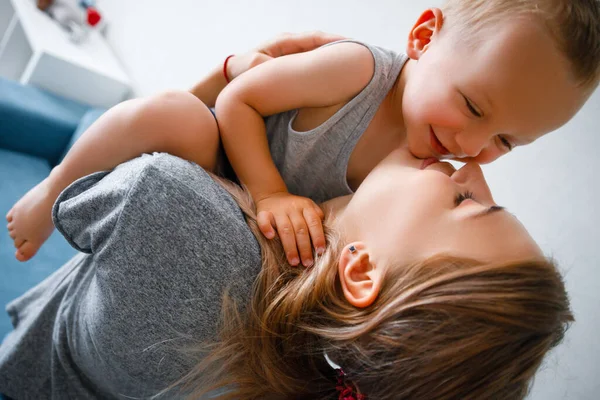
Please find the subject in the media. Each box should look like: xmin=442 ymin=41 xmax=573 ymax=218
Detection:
xmin=336 ymin=369 xmax=367 ymax=400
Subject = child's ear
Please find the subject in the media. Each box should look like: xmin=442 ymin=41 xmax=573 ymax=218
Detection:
xmin=407 ymin=8 xmax=444 ymax=60
xmin=338 ymin=243 xmax=382 ymax=308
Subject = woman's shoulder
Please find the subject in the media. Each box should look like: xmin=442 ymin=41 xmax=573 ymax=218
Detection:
xmin=52 ymin=153 xmax=262 ymax=395
xmin=54 ymin=153 xmax=253 ymax=253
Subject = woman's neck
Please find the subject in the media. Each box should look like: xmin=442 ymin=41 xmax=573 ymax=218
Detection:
xmin=322 ymin=195 xmax=351 ymax=219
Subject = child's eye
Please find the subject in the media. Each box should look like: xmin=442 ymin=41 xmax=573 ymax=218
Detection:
xmin=463 ymin=96 xmax=482 ymax=118
xmin=499 ymin=135 xmax=513 ymax=151
xmin=454 ymin=191 xmax=475 ymax=206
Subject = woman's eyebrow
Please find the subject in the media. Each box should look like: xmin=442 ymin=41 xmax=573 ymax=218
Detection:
xmin=474 ymin=205 xmax=506 ymax=219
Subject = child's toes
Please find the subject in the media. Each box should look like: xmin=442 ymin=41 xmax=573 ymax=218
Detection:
xmin=8 ymin=229 xmax=16 ymax=240
xmin=6 ymin=209 xmax=13 ymax=223
xmin=16 ymin=241 xmax=38 ymax=262
xmin=15 ymin=250 xmax=27 ymax=262
xmin=13 ymin=237 xmax=25 ymax=249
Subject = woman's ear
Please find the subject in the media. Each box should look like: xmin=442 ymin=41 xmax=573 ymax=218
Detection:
xmin=338 ymin=242 xmax=383 ymax=308
xmin=406 ymin=8 xmax=444 ymax=60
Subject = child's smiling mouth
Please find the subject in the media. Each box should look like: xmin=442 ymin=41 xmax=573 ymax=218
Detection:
xmin=429 ymin=126 xmax=452 ymax=157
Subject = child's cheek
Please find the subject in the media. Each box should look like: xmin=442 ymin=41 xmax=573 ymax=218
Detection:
xmin=426 ymin=90 xmax=465 ymax=125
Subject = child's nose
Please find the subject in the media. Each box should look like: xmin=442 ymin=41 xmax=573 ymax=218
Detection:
xmin=455 ymin=131 xmax=492 ymax=158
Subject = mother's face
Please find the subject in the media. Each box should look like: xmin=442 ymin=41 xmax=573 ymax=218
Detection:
xmin=340 ymin=148 xmax=542 ymax=267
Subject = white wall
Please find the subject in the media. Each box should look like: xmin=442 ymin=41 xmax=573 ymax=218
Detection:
xmin=97 ymin=1 xmax=600 ymax=398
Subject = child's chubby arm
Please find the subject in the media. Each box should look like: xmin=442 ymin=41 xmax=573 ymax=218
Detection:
xmin=214 ymin=42 xmax=375 ymax=267
xmin=190 ymin=31 xmax=346 ymax=107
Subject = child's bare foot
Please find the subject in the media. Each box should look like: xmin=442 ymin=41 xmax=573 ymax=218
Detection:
xmin=6 ymin=177 xmax=60 ymax=262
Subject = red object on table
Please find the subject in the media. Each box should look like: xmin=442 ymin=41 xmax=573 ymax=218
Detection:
xmin=86 ymin=7 xmax=101 ymax=26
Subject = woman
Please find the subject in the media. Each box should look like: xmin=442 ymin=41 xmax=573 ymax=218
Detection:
xmin=0 ymin=147 xmax=572 ymax=399
xmin=2 ymin=31 xmax=572 ymax=399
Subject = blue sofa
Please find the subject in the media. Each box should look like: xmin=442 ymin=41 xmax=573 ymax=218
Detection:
xmin=0 ymin=77 xmax=105 ymax=338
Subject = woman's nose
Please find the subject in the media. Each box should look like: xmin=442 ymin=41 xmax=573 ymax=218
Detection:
xmin=451 ymin=163 xmax=494 ymax=200
xmin=452 ymin=162 xmax=495 ymax=202
xmin=451 ymin=162 xmax=483 ymax=183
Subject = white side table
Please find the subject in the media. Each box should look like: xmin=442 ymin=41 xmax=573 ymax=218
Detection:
xmin=0 ymin=0 xmax=131 ymax=108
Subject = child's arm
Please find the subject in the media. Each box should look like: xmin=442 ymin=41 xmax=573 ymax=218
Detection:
xmin=55 ymin=31 xmax=347 ymax=196
xmin=190 ymin=31 xmax=345 ymax=107
xmin=215 ymin=42 xmax=375 ymax=268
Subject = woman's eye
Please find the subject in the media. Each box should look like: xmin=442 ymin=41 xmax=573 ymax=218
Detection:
xmin=499 ymin=135 xmax=513 ymax=151
xmin=463 ymin=96 xmax=482 ymax=118
xmin=454 ymin=191 xmax=475 ymax=206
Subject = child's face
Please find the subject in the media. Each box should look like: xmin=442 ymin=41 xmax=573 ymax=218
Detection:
xmin=402 ymin=10 xmax=590 ymax=163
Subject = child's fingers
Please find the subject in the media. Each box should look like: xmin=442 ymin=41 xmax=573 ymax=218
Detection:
xmin=274 ymin=214 xmax=300 ymax=266
xmin=304 ymin=208 xmax=326 ymax=255
xmin=313 ymin=205 xmax=325 ymax=220
xmin=257 ymin=210 xmax=276 ymax=239
xmin=289 ymin=211 xmax=313 ymax=267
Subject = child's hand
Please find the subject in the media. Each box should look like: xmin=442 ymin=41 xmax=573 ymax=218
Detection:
xmin=256 ymin=192 xmax=325 ymax=267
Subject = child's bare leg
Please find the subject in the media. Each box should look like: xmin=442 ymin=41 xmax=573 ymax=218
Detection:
xmin=6 ymin=91 xmax=219 ymax=261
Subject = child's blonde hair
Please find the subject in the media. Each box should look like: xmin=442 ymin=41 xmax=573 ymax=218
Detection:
xmin=442 ymin=0 xmax=600 ymax=90
xmin=167 ymin=176 xmax=574 ymax=400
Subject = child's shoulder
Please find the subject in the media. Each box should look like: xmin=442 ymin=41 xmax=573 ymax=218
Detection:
xmin=317 ymin=40 xmax=376 ymax=65
xmin=319 ymin=39 xmax=405 ymax=74
xmin=320 ymin=39 xmax=376 ymax=59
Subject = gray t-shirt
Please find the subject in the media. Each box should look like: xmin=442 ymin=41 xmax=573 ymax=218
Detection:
xmin=265 ymin=40 xmax=407 ymax=203
xmin=0 ymin=153 xmax=261 ymax=399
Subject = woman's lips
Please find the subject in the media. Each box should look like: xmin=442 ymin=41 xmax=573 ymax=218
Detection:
xmin=421 ymin=158 xmax=457 ymax=176
xmin=430 ymin=127 xmax=450 ymax=156
xmin=421 ymin=157 xmax=439 ymax=170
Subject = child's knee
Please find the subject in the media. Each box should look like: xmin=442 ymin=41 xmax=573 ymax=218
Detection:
xmin=137 ymin=91 xmax=218 ymax=138
xmin=136 ymin=91 xmax=220 ymax=168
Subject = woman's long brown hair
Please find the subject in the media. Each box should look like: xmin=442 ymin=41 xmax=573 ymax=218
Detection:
xmin=168 ymin=176 xmax=573 ymax=400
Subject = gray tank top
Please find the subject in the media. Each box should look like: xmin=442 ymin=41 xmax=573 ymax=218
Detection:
xmin=264 ymin=40 xmax=408 ymax=204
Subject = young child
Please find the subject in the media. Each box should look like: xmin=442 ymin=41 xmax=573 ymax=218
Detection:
xmin=7 ymin=0 xmax=600 ymax=268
